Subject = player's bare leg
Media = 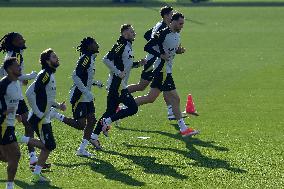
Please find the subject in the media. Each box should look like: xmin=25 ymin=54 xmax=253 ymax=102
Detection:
xmin=164 ymin=90 xmax=199 ymax=137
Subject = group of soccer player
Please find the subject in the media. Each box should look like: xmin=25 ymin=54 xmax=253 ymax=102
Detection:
xmin=0 ymin=6 xmax=199 ymax=188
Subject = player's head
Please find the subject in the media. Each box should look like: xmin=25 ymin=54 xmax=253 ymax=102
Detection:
xmin=171 ymin=12 xmax=185 ymax=33
xmin=77 ymin=37 xmax=99 ymax=55
xmin=40 ymin=48 xmax=59 ymax=70
xmin=160 ymin=6 xmax=173 ymax=24
xmin=3 ymin=57 xmax=21 ymax=77
xmin=0 ymin=32 xmax=26 ymax=53
xmin=121 ymin=24 xmax=136 ymax=41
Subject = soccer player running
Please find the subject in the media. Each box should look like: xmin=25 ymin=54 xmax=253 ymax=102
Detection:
xmin=135 ymin=12 xmax=199 ymax=137
xmin=90 ymin=24 xmax=145 ymax=146
xmin=20 ymin=48 xmax=66 ymax=182
xmin=68 ymin=37 xmax=101 ymax=156
xmin=127 ymin=6 xmax=187 ymax=120
xmin=0 ymin=57 xmax=22 ymax=189
xmin=0 ymin=32 xmax=41 ymax=168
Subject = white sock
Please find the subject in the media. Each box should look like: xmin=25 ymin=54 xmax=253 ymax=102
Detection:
xmin=33 ymin=165 xmax=42 ymax=175
xmin=6 ymin=182 xmax=13 ymax=189
xmin=91 ymin=133 xmax=98 ymax=140
xmin=105 ymin=117 xmax=112 ymax=125
xmin=177 ymin=118 xmax=188 ymax=132
xmin=167 ymin=105 xmax=173 ymax=115
xmin=79 ymin=139 xmax=89 ymax=150
xmin=20 ymin=136 xmax=30 ymax=144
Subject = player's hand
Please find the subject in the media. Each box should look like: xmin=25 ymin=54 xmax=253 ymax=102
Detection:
xmin=118 ymin=71 xmax=126 ymax=79
xmin=16 ymin=114 xmax=22 ymax=123
xmin=93 ymin=80 xmax=104 ymax=88
xmin=22 ymin=80 xmax=28 ymax=85
xmin=139 ymin=59 xmax=147 ymax=66
xmin=59 ymin=101 xmax=67 ymax=111
xmin=160 ymin=53 xmax=170 ymax=61
xmin=176 ymin=46 xmax=186 ymax=54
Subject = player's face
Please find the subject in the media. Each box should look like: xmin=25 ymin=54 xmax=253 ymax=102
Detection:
xmin=12 ymin=34 xmax=26 ymax=49
xmin=165 ymin=11 xmax=173 ymax=24
xmin=48 ymin=52 xmax=60 ymax=68
xmin=88 ymin=40 xmax=99 ymax=54
xmin=9 ymin=60 xmax=22 ymax=77
xmin=126 ymin=27 xmax=136 ymax=41
xmin=174 ymin=17 xmax=184 ymax=32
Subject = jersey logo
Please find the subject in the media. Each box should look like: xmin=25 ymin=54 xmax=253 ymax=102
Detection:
xmin=82 ymin=56 xmax=90 ymax=67
xmin=16 ymin=53 xmax=21 ymax=65
xmin=42 ymin=73 xmax=49 ymax=83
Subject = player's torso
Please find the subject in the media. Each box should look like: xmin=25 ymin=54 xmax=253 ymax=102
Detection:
xmin=4 ymin=80 xmax=21 ymax=126
xmin=45 ymin=73 xmax=56 ymax=103
xmin=162 ymin=32 xmax=180 ymax=61
xmin=121 ymin=42 xmax=134 ymax=88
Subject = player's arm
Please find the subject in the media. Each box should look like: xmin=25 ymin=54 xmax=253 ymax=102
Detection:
xmin=0 ymin=83 xmax=5 ymax=115
xmin=0 ymin=66 xmax=5 ymax=78
xmin=27 ymin=72 xmax=50 ymax=118
xmin=144 ymin=32 xmax=167 ymax=59
xmin=144 ymin=28 xmax=153 ymax=41
xmin=72 ymin=55 xmax=91 ymax=93
xmin=18 ymin=71 xmax=37 ymax=81
xmin=103 ymin=43 xmax=126 ymax=76
xmin=132 ymin=59 xmax=147 ymax=68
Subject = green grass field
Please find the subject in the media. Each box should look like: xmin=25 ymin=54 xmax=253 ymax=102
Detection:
xmin=0 ymin=3 xmax=284 ymax=189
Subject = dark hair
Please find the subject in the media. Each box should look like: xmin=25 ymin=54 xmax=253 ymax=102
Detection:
xmin=40 ymin=48 xmax=54 ymax=69
xmin=171 ymin=12 xmax=185 ymax=21
xmin=160 ymin=6 xmax=173 ymax=18
xmin=120 ymin=24 xmax=132 ymax=34
xmin=76 ymin=37 xmax=95 ymax=55
xmin=3 ymin=57 xmax=17 ymax=71
xmin=0 ymin=32 xmax=22 ymax=53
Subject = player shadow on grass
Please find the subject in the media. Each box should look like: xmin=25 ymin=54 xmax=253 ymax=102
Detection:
xmin=54 ymin=157 xmax=145 ymax=187
xmin=103 ymin=150 xmax=188 ymax=180
xmin=116 ymin=125 xmax=247 ymax=173
xmin=0 ymin=179 xmax=61 ymax=189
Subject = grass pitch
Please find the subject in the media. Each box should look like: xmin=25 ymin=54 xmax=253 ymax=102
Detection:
xmin=0 ymin=4 xmax=284 ymax=189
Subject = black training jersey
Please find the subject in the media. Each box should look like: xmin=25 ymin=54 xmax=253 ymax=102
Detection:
xmin=70 ymin=53 xmax=96 ymax=104
xmin=0 ymin=77 xmax=21 ymax=127
xmin=26 ymin=66 xmax=58 ymax=122
xmin=144 ymin=27 xmax=181 ymax=74
xmin=103 ymin=36 xmax=137 ymax=92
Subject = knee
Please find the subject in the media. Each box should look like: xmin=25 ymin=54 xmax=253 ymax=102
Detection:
xmin=148 ymin=95 xmax=157 ymax=103
xmin=9 ymin=151 xmax=21 ymax=163
xmin=175 ymin=95 xmax=180 ymax=104
xmin=138 ymin=83 xmax=147 ymax=91
xmin=87 ymin=114 xmax=96 ymax=125
xmin=129 ymin=104 xmax=138 ymax=116
xmin=45 ymin=141 xmax=56 ymax=151
xmin=15 ymin=151 xmax=21 ymax=161
xmin=77 ymin=123 xmax=85 ymax=130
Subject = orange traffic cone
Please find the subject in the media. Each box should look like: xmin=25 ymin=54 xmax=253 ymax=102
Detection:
xmin=185 ymin=94 xmax=199 ymax=116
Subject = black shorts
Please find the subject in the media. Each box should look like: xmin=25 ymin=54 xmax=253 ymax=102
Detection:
xmin=28 ymin=114 xmax=56 ymax=151
xmin=141 ymin=56 xmax=156 ymax=81
xmin=0 ymin=126 xmax=17 ymax=145
xmin=141 ymin=70 xmax=153 ymax=81
xmin=150 ymin=72 xmax=176 ymax=92
xmin=72 ymin=101 xmax=95 ymax=120
xmin=16 ymin=99 xmax=29 ymax=115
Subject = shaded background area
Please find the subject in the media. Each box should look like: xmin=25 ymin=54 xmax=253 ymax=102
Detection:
xmin=1 ymin=0 xmax=284 ymax=7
